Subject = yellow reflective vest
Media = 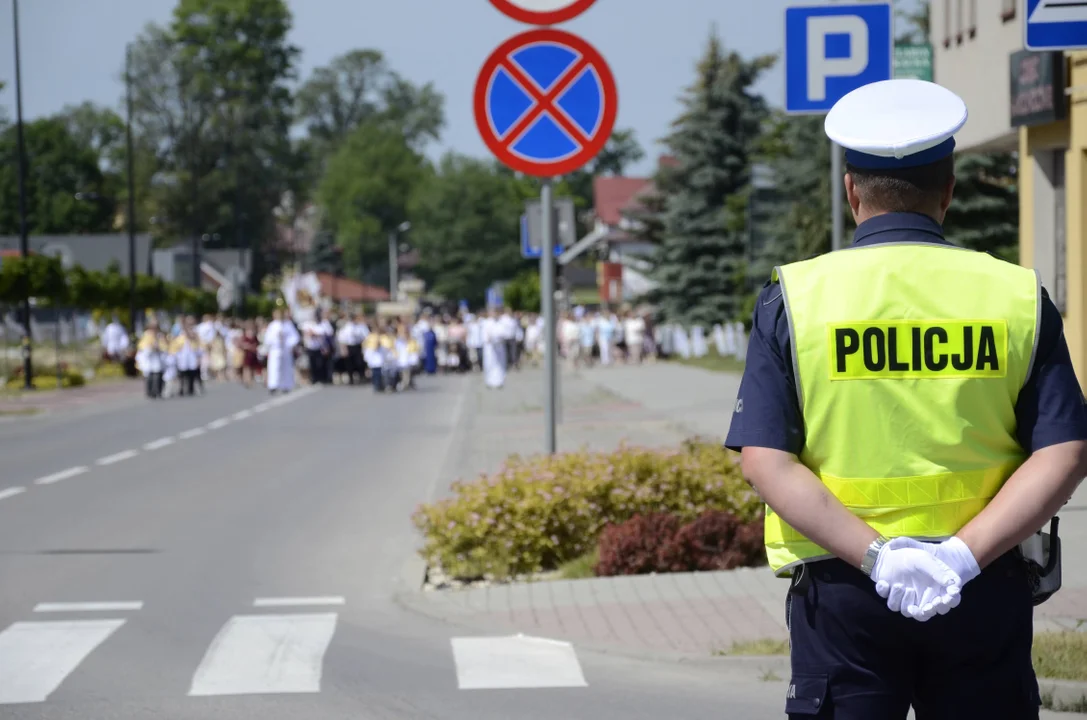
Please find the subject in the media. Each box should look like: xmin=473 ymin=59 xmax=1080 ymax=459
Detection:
xmin=764 ymin=242 xmax=1040 ymax=576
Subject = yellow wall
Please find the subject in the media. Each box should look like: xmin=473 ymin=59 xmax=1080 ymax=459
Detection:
xmin=1019 ymin=52 xmax=1087 ymax=390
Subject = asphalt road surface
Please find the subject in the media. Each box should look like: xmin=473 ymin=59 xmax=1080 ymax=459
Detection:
xmin=0 ymin=377 xmax=791 ymax=719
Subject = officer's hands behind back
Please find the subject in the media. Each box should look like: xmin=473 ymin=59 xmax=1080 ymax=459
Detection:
xmin=871 ymin=544 xmax=963 ymax=622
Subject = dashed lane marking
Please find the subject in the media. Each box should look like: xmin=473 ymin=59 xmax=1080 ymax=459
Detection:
xmin=143 ymin=437 xmax=175 ymax=451
xmin=0 ymin=487 xmax=26 ymax=502
xmin=33 ymin=467 xmax=88 ymax=486
xmin=206 ymin=418 xmax=231 ymax=430
xmin=95 ymin=450 xmax=137 ymax=466
xmin=178 ymin=428 xmax=206 ymax=440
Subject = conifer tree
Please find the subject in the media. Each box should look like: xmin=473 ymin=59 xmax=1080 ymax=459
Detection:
xmin=944 ymin=153 xmax=1019 ymax=261
xmin=650 ymin=33 xmax=774 ymax=326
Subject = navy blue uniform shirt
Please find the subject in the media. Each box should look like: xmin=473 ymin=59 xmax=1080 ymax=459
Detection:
xmin=724 ymin=212 xmax=1087 ymax=455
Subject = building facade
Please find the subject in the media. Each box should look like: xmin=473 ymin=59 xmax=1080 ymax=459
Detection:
xmin=931 ymin=1 xmax=1087 ymax=390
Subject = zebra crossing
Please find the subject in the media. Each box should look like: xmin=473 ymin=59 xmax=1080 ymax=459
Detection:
xmin=0 ymin=596 xmax=590 ymax=705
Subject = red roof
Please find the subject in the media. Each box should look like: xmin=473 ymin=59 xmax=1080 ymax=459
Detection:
xmin=315 ymin=272 xmax=390 ymax=303
xmin=593 ymin=177 xmax=652 ymax=226
xmin=0 ymin=249 xmax=34 ymax=257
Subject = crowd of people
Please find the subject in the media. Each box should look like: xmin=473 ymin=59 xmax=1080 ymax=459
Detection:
xmin=95 ymin=304 xmax=666 ymax=400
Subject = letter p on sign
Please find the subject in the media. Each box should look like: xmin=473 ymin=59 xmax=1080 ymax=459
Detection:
xmin=807 ymin=15 xmax=868 ymax=102
xmin=784 ymin=3 xmax=893 ymax=114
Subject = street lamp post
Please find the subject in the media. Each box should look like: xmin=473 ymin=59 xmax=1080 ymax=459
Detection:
xmin=11 ymin=0 xmax=33 ymax=389
xmin=389 ymin=221 xmax=410 ymax=301
xmin=125 ymin=43 xmax=138 ymax=333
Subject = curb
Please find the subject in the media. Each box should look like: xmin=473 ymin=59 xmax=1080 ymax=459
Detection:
xmin=394 ymin=375 xmax=476 ymax=596
xmin=1040 ymin=679 xmax=1087 ymax=713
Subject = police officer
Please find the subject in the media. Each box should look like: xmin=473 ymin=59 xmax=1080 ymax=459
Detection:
xmin=725 ymin=78 xmax=1087 ymax=719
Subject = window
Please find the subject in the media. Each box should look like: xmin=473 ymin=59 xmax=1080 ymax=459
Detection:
xmin=956 ymin=0 xmax=964 ymax=44
xmin=969 ymin=0 xmax=977 ymax=38
xmin=1002 ymin=0 xmax=1017 ymax=22
xmin=944 ymin=0 xmax=952 ymax=47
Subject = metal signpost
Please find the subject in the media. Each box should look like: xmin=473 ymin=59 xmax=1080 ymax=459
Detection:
xmin=475 ymin=1 xmax=616 ymax=454
xmin=784 ymin=2 xmax=893 ymax=251
xmin=1025 ymin=0 xmax=1087 ymax=50
xmin=521 ymin=197 xmax=577 ymax=259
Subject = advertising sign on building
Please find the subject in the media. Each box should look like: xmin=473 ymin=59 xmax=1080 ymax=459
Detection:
xmin=1010 ymin=49 xmax=1067 ymax=127
xmin=894 ymin=44 xmax=933 ymax=82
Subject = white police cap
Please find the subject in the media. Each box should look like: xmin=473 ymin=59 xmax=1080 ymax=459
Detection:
xmin=825 ymin=79 xmax=968 ymax=170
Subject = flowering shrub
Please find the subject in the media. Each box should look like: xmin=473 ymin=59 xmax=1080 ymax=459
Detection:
xmin=411 ymin=440 xmax=761 ymax=581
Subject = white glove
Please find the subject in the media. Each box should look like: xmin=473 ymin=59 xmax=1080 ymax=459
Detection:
xmin=887 ymin=536 xmax=981 ymax=587
xmin=871 ymin=544 xmax=962 ymax=622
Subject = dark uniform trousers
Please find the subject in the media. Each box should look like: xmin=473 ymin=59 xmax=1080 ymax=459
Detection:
xmin=786 ymin=552 xmax=1040 ymax=719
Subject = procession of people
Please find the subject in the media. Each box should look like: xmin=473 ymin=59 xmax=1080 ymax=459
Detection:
xmin=114 ymin=302 xmax=683 ymax=400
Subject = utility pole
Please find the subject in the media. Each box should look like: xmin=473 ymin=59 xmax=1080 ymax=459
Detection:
xmin=12 ymin=0 xmax=33 ymax=389
xmin=125 ymin=43 xmax=139 ymax=333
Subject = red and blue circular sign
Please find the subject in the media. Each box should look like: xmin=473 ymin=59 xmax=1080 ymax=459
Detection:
xmin=474 ymin=28 xmax=618 ymax=177
xmin=488 ymin=0 xmax=599 ymax=26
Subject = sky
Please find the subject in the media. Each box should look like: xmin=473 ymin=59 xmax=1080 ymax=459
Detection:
xmin=0 ymin=0 xmax=917 ymax=177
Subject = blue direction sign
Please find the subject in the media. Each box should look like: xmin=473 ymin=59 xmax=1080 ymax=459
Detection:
xmin=474 ymin=28 xmax=618 ymax=177
xmin=520 ymin=214 xmax=563 ymax=259
xmin=784 ymin=2 xmax=894 ymax=114
xmin=1026 ymin=0 xmax=1087 ymax=50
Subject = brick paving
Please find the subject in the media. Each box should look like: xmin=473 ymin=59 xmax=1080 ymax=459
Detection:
xmin=406 ymin=361 xmax=1087 ymax=659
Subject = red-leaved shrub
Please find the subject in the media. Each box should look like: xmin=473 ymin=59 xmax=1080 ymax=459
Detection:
xmin=660 ymin=511 xmax=766 ymax=571
xmin=594 ymin=511 xmax=766 ymax=577
xmin=593 ymin=513 xmax=681 ymax=576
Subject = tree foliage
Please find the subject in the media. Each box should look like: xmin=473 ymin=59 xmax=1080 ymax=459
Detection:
xmin=944 ymin=153 xmax=1019 ymax=261
xmin=316 ymin=123 xmax=425 ymax=284
xmin=408 ymin=154 xmax=532 ymax=307
xmin=650 ymin=34 xmax=774 ymax=325
xmin=0 ymin=119 xmax=115 ymax=235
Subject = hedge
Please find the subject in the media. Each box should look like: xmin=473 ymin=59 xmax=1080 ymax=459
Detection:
xmin=412 ymin=440 xmax=763 ymax=581
xmin=0 ymin=254 xmax=274 ymax=317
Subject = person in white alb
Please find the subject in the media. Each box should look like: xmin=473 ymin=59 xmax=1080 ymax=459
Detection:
xmin=466 ymin=313 xmax=483 ymax=371
xmin=481 ymin=309 xmax=507 ymax=389
xmin=623 ymin=311 xmax=646 ymax=364
xmin=264 ymin=309 xmax=300 ymax=394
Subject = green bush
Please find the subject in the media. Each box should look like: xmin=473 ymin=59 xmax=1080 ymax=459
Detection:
xmin=412 ymin=440 xmax=762 ymax=581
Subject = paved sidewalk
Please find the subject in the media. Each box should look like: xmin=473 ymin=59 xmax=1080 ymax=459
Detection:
xmin=403 ymin=361 xmax=1087 ymax=661
xmin=0 ymin=378 xmax=143 ymax=416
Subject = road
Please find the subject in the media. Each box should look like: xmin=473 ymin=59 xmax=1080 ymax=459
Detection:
xmin=0 ymin=376 xmax=789 ymax=719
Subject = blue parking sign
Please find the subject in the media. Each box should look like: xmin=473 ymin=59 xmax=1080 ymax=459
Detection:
xmin=785 ymin=3 xmax=894 ymax=114
xmin=1026 ymin=0 xmax=1087 ymax=51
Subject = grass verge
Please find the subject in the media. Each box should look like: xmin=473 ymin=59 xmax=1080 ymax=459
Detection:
xmin=715 ymin=638 xmax=790 ymax=657
xmin=673 ymin=350 xmax=745 ymax=374
xmin=1034 ymin=631 xmax=1087 ymax=682
xmin=557 ymin=550 xmax=598 ymax=580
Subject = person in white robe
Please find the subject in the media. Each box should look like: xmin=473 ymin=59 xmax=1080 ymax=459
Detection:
xmin=100 ymin=316 xmax=130 ymax=362
xmin=723 ymin=322 xmax=738 ymax=357
xmin=674 ymin=326 xmax=692 ymax=359
xmin=481 ymin=309 xmax=507 ymax=389
xmin=691 ymin=326 xmax=708 ymax=358
xmin=465 ymin=314 xmax=483 ymax=371
xmin=264 ymin=309 xmax=300 ymax=393
xmin=731 ymin=320 xmax=747 ymax=359
xmin=712 ymin=323 xmax=727 ymax=356
xmin=195 ymin=314 xmax=217 ymax=382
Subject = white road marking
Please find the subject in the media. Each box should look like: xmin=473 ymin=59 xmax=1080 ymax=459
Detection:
xmin=95 ymin=450 xmax=137 ymax=466
xmin=252 ymin=596 xmax=345 ymax=608
xmin=33 ymin=467 xmax=88 ymax=486
xmin=33 ymin=602 xmax=143 ymax=613
xmin=451 ymin=635 xmax=588 ymax=690
xmin=0 ymin=619 xmax=125 ymax=704
xmin=232 ymin=410 xmax=252 ymax=421
xmin=252 ymin=403 xmax=270 ymax=413
xmin=188 ymin=613 xmax=338 ymax=696
xmin=178 ymin=428 xmax=206 ymax=440
xmin=207 ymin=418 xmax=230 ymax=430
xmin=0 ymin=487 xmax=26 ymax=502
xmin=143 ymin=437 xmax=175 ymax=451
